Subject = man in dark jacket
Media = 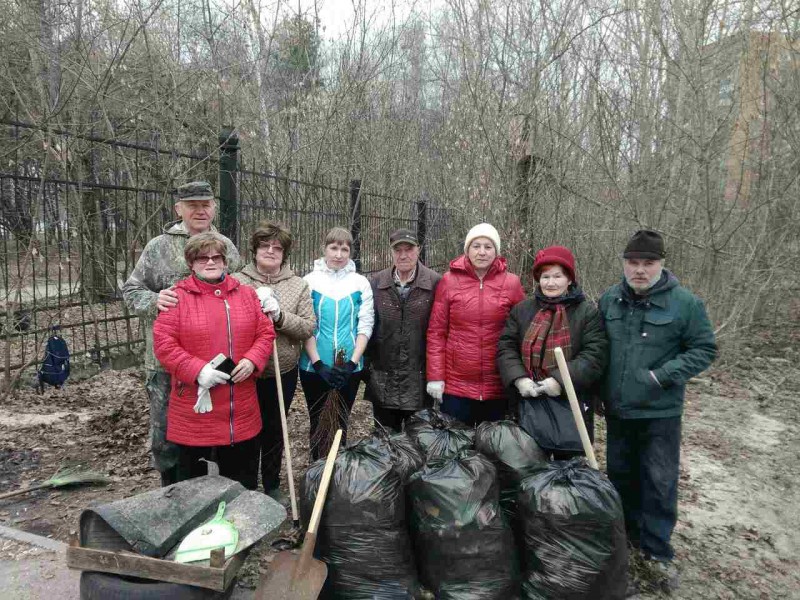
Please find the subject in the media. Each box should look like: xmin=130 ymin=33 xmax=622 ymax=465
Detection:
xmin=599 ymin=230 xmax=716 ymax=593
xmin=365 ymin=228 xmax=441 ymax=431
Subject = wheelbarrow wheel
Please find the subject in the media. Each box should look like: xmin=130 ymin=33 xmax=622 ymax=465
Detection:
xmin=80 ymin=571 xmax=235 ymax=600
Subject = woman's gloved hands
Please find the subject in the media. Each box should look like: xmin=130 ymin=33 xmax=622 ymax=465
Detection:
xmin=256 ymin=287 xmax=281 ymax=322
xmin=515 ymin=377 xmax=538 ymax=397
xmin=534 ymin=377 xmax=562 ymax=397
xmin=198 ymin=363 xmax=230 ymax=388
xmin=426 ymin=380 xmax=445 ymax=400
xmin=426 ymin=381 xmax=445 ymax=409
xmin=313 ymin=360 xmax=346 ymax=389
xmin=332 ymin=361 xmax=359 ymax=388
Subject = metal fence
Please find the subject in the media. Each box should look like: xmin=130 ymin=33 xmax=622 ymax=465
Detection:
xmin=1 ymin=122 xmax=462 ymax=386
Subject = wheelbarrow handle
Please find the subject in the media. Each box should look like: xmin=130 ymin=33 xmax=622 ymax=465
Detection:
xmin=554 ymin=347 xmax=599 ymax=469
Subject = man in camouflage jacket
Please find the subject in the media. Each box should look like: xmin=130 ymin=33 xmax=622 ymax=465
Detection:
xmin=122 ymin=182 xmax=240 ymax=486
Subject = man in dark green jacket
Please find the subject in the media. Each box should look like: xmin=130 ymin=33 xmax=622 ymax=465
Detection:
xmin=599 ymin=230 xmax=716 ymax=593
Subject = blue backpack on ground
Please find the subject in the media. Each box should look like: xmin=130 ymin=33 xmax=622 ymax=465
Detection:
xmin=38 ymin=328 xmax=70 ymax=393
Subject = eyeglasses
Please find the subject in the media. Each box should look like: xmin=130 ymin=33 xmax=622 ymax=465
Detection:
xmin=195 ymin=254 xmax=225 ymax=264
xmin=258 ymin=243 xmax=284 ymax=253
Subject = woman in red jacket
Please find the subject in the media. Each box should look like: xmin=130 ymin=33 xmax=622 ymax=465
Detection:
xmin=426 ymin=223 xmax=525 ymax=425
xmin=153 ymin=232 xmax=275 ymax=489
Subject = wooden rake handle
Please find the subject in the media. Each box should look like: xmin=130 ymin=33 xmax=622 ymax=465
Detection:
xmin=554 ymin=347 xmax=599 ymax=469
xmin=272 ymin=340 xmax=299 ymax=526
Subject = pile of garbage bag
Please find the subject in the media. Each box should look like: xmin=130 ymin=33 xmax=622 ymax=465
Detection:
xmin=408 ymin=450 xmax=519 ymax=599
xmin=300 ymin=408 xmax=627 ymax=600
xmin=517 ymin=458 xmax=628 ymax=600
xmin=302 ymin=438 xmax=418 ymax=599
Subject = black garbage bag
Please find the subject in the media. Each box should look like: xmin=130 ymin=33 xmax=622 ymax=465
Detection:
xmin=369 ymin=428 xmax=425 ymax=482
xmin=404 ymin=408 xmax=474 ymax=460
xmin=408 ymin=450 xmax=519 ymax=600
xmin=474 ymin=420 xmax=549 ymax=521
xmin=517 ymin=458 xmax=628 ymax=600
xmin=302 ymin=439 xmax=418 ymax=599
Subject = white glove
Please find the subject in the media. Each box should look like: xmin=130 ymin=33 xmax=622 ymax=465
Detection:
xmin=197 ymin=363 xmax=230 ymax=388
xmin=536 ymin=377 xmax=562 ymax=397
xmin=194 ymin=386 xmax=213 ymax=413
xmin=515 ymin=377 xmax=537 ymax=397
xmin=256 ymin=287 xmax=281 ymax=321
xmin=426 ymin=381 xmax=445 ymax=402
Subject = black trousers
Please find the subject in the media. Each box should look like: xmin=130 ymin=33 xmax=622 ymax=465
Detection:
xmin=300 ymin=370 xmax=361 ymax=461
xmin=606 ymin=416 xmax=682 ymax=561
xmin=372 ymin=405 xmax=416 ymax=433
xmin=174 ymin=436 xmax=260 ymax=490
xmin=255 ymin=368 xmax=299 ymax=492
xmin=441 ymin=394 xmax=508 ymax=427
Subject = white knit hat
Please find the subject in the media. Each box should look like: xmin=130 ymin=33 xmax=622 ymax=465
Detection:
xmin=464 ymin=223 xmax=501 ymax=255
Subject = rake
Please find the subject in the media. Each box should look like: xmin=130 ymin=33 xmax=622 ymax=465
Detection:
xmin=0 ymin=465 xmax=111 ymax=501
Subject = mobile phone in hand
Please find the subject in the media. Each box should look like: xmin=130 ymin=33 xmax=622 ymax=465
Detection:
xmin=209 ymin=353 xmax=237 ymax=381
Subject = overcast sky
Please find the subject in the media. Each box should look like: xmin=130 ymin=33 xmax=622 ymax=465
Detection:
xmin=296 ymin=0 xmax=440 ymax=40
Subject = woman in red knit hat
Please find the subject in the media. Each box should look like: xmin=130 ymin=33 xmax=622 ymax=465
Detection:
xmin=496 ymin=245 xmax=608 ymax=459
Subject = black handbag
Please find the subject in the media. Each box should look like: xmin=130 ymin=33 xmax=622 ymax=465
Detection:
xmin=518 ymin=395 xmax=584 ymax=454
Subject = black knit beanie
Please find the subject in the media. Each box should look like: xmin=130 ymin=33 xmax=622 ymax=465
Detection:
xmin=623 ymin=230 xmax=665 ymax=259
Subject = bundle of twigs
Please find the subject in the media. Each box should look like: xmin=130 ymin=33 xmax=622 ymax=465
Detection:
xmin=0 ymin=465 xmax=111 ymax=501
xmin=311 ymin=349 xmax=350 ymax=458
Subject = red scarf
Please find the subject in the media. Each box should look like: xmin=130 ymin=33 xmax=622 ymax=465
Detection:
xmin=521 ymin=303 xmax=572 ymax=380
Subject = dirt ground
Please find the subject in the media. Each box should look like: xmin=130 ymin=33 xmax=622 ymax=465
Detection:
xmin=1 ymin=323 xmax=798 ymax=599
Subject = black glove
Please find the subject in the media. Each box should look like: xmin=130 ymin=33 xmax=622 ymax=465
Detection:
xmin=313 ymin=360 xmax=345 ymax=389
xmin=332 ymin=361 xmax=359 ymax=388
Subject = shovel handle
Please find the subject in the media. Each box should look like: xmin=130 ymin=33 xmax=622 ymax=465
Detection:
xmin=554 ymin=347 xmax=599 ymax=469
xmin=272 ymin=340 xmax=299 ymax=525
xmin=307 ymin=429 xmax=342 ymax=536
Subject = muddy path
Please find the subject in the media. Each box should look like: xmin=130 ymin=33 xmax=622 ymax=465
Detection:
xmin=1 ymin=330 xmax=798 ymax=598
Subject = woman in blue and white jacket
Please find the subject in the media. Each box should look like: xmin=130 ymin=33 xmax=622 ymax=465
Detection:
xmin=300 ymin=226 xmax=374 ymax=459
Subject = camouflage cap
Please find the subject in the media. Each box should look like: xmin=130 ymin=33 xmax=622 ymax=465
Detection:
xmin=175 ymin=181 xmax=214 ymax=203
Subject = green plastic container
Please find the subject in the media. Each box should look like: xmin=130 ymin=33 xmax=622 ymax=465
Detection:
xmin=174 ymin=501 xmax=239 ymax=564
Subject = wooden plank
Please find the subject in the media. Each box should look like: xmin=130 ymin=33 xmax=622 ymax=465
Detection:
xmin=66 ymin=545 xmax=246 ymax=591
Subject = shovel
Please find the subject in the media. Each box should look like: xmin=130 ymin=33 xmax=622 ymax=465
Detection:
xmin=255 ymin=428 xmax=342 ymax=600
xmin=554 ymin=346 xmax=599 ymax=469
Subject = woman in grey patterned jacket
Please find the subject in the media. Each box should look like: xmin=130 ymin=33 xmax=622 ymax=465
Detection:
xmin=233 ymin=221 xmax=316 ymax=501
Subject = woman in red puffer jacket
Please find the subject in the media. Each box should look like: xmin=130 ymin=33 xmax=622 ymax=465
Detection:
xmin=153 ymin=232 xmax=275 ymax=489
xmin=426 ymin=223 xmax=525 ymax=425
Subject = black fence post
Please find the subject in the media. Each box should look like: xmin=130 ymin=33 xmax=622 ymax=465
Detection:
xmin=349 ymin=179 xmax=362 ymax=271
xmin=218 ymin=128 xmax=239 ymax=245
xmin=417 ymin=194 xmax=428 ymax=265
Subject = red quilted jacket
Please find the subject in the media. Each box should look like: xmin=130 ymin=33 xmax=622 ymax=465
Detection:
xmin=427 ymin=255 xmax=525 ymax=401
xmin=153 ymin=274 xmax=275 ymax=446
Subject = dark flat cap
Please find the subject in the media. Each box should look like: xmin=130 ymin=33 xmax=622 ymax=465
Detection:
xmin=175 ymin=181 xmax=214 ymax=203
xmin=390 ymin=228 xmax=419 ymax=247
